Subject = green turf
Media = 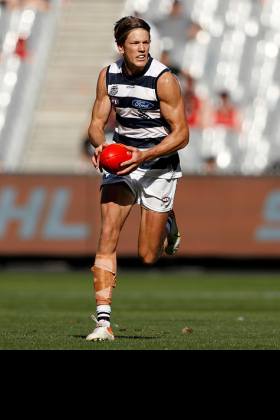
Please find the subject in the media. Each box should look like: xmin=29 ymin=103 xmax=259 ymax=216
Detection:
xmin=0 ymin=271 xmax=279 ymax=350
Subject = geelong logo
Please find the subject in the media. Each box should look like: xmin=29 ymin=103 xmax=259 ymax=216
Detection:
xmin=109 ymin=85 xmax=119 ymax=96
xmin=132 ymin=100 xmax=154 ymax=110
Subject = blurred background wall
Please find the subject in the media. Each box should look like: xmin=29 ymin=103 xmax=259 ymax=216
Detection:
xmin=0 ymin=0 xmax=280 ymax=261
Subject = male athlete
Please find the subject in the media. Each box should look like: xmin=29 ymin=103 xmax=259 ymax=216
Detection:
xmin=86 ymin=16 xmax=189 ymax=341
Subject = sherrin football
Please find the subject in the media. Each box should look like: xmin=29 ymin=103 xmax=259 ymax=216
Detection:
xmin=99 ymin=143 xmax=132 ymax=175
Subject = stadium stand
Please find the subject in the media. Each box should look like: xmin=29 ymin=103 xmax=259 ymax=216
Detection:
xmin=0 ymin=0 xmax=279 ymax=175
xmin=20 ymin=0 xmax=124 ymax=173
xmin=123 ymin=0 xmax=280 ymax=175
xmin=0 ymin=0 xmax=60 ymax=171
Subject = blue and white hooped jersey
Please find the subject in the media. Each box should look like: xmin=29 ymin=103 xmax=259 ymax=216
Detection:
xmin=106 ymin=56 xmax=182 ymax=179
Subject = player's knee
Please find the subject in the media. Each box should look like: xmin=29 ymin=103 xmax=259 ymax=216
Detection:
xmin=138 ymin=250 xmax=157 ymax=266
xmin=100 ymin=223 xmax=119 ymax=245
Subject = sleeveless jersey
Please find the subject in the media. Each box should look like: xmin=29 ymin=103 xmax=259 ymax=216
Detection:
xmin=106 ymin=56 xmax=182 ymax=179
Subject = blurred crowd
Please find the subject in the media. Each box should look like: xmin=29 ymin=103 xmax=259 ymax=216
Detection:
xmin=143 ymin=0 xmax=245 ymax=136
xmin=0 ymin=0 xmax=277 ymax=176
xmin=0 ymin=0 xmax=55 ymax=173
xmin=0 ymin=0 xmax=51 ymax=11
xmin=0 ymin=0 xmax=52 ymax=64
xmin=77 ymin=0 xmax=244 ymax=174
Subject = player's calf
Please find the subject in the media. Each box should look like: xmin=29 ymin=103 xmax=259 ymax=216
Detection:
xmin=91 ymin=252 xmax=117 ymax=323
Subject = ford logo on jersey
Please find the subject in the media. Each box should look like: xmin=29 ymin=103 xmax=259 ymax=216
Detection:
xmin=132 ymin=100 xmax=154 ymax=110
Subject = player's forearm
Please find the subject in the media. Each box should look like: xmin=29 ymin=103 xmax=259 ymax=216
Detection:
xmin=142 ymin=127 xmax=189 ymax=162
xmin=88 ymin=124 xmax=107 ymax=148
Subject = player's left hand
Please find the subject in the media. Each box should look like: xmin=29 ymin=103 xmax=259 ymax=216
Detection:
xmin=117 ymin=145 xmax=145 ymax=175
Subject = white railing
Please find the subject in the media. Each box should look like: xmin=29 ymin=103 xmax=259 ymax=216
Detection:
xmin=0 ymin=0 xmax=61 ymax=171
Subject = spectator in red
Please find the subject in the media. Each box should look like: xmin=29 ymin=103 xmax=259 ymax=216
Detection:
xmin=14 ymin=38 xmax=28 ymax=59
xmin=182 ymin=72 xmax=208 ymax=129
xmin=212 ymin=91 xmax=243 ymax=132
xmin=14 ymin=36 xmax=33 ymax=61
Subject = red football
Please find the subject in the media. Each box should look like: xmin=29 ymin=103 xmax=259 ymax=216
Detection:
xmin=99 ymin=143 xmax=132 ymax=175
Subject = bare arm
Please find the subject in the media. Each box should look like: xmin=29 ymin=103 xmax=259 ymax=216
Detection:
xmin=88 ymin=67 xmax=112 ymax=170
xmin=144 ymin=71 xmax=190 ymax=159
xmin=118 ymin=71 xmax=189 ymax=174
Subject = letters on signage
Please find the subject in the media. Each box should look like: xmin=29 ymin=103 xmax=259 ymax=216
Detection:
xmin=0 ymin=187 xmax=90 ymax=240
xmin=256 ymin=190 xmax=280 ymax=242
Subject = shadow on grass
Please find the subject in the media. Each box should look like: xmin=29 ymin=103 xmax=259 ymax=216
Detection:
xmin=116 ymin=335 xmax=157 ymax=340
xmin=71 ymin=335 xmax=157 ymax=340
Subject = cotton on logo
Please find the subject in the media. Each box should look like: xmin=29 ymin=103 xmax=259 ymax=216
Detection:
xmin=0 ymin=187 xmax=90 ymax=240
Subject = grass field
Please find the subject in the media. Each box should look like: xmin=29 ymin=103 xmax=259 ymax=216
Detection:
xmin=0 ymin=270 xmax=279 ymax=350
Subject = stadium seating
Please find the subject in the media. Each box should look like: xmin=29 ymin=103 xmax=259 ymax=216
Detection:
xmin=0 ymin=0 xmax=280 ymax=175
xmin=123 ymin=0 xmax=280 ymax=175
xmin=0 ymin=0 xmax=60 ymax=171
xmin=20 ymin=0 xmax=124 ymax=173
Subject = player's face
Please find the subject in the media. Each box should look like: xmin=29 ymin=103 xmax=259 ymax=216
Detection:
xmin=118 ymin=29 xmax=151 ymax=74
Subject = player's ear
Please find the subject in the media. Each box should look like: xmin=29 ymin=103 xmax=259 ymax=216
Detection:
xmin=117 ymin=42 xmax=125 ymax=55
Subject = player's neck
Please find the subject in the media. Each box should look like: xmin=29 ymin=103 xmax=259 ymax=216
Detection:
xmin=123 ymin=56 xmax=150 ymax=77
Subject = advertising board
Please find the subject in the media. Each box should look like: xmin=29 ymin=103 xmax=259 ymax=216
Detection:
xmin=0 ymin=175 xmax=279 ymax=257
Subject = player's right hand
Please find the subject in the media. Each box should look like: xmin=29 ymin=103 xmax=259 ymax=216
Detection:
xmin=92 ymin=142 xmax=109 ymax=172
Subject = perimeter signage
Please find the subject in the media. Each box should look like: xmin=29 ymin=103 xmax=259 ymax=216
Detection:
xmin=0 ymin=175 xmax=280 ymax=257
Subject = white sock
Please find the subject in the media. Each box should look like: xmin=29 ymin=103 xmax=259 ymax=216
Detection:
xmin=97 ymin=305 xmax=111 ymax=328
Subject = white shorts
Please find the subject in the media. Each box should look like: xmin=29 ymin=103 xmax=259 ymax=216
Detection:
xmin=101 ymin=171 xmax=178 ymax=213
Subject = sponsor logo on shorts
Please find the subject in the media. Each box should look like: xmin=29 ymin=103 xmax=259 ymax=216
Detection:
xmin=104 ymin=173 xmax=120 ymax=180
xmin=132 ymin=100 xmax=154 ymax=110
xmin=162 ymin=196 xmax=171 ymax=204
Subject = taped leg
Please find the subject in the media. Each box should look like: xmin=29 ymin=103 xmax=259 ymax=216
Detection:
xmin=91 ymin=252 xmax=117 ymax=306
